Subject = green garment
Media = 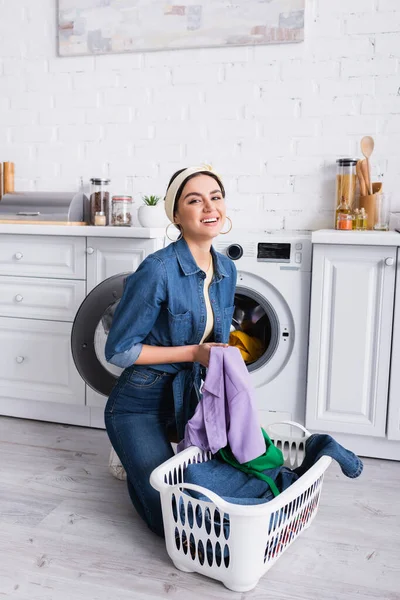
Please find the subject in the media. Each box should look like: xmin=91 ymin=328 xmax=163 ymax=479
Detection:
xmin=218 ymin=428 xmax=284 ymax=497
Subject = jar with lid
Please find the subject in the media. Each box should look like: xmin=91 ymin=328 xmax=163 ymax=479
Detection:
xmin=335 ymin=158 xmax=357 ymax=225
xmin=336 ymin=212 xmax=353 ymax=231
xmin=112 ymin=195 xmax=132 ymax=226
xmin=90 ymin=178 xmax=111 ymax=225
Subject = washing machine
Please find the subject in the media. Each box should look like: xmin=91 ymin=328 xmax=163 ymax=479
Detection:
xmin=71 ymin=232 xmax=311 ymax=426
xmin=214 ymin=231 xmax=312 ymax=426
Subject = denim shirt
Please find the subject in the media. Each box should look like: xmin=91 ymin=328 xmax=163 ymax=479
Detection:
xmin=105 ymin=237 xmax=237 ymax=438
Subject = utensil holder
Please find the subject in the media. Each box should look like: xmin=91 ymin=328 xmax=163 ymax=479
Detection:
xmin=359 ymin=182 xmax=383 ymax=230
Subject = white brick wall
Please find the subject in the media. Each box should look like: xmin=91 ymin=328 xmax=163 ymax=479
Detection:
xmin=1 ymin=0 xmax=400 ymax=229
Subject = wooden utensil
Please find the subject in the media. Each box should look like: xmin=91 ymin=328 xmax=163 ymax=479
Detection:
xmin=360 ymin=159 xmax=371 ymax=197
xmin=3 ymin=162 xmax=15 ymax=194
xmin=360 ymin=136 xmax=374 ymax=194
xmin=356 ymin=160 xmax=367 ymax=196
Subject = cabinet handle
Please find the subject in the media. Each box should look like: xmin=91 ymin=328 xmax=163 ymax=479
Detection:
xmin=16 ymin=356 xmax=25 ymax=364
xmin=15 ymin=294 xmax=23 ymax=302
xmin=385 ymin=257 xmax=394 ymax=266
xmin=15 ymin=252 xmax=23 ymax=260
xmin=86 ymin=247 xmax=94 ymax=255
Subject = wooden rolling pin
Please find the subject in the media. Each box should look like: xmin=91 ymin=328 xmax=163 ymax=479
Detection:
xmin=3 ymin=162 xmax=15 ymax=194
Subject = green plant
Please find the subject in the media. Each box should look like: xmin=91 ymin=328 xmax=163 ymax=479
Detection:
xmin=142 ymin=195 xmax=162 ymax=206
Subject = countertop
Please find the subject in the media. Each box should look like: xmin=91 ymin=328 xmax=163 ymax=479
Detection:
xmin=0 ymin=224 xmax=166 ymax=238
xmin=312 ymin=229 xmax=400 ymax=246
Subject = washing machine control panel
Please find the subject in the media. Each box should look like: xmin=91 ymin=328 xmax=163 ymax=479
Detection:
xmin=257 ymin=242 xmax=291 ymax=262
xmin=226 ymin=243 xmax=244 ymax=260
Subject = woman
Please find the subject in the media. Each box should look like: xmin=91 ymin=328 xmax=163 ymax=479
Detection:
xmin=104 ymin=165 xmax=236 ymax=537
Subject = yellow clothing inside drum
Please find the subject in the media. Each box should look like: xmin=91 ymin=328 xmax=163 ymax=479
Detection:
xmin=229 ymin=330 xmax=264 ymax=363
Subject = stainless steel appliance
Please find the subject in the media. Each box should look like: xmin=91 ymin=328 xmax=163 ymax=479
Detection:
xmin=0 ymin=191 xmax=87 ymax=223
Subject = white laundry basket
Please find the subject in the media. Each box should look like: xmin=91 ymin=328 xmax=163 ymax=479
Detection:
xmin=150 ymin=421 xmax=332 ymax=592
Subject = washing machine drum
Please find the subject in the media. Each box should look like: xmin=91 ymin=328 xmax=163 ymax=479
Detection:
xmin=71 ymin=273 xmax=129 ymax=397
xmin=231 ymin=287 xmax=280 ymax=372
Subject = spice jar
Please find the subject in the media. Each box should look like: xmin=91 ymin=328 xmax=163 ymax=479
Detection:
xmin=90 ymin=178 xmax=111 ymax=225
xmin=336 ymin=213 xmax=353 ymax=231
xmin=94 ymin=211 xmax=106 ymax=226
xmin=335 ymin=158 xmax=357 ymax=215
xmin=111 ymin=195 xmax=132 ymax=226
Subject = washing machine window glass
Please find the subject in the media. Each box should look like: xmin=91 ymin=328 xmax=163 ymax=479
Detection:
xmin=230 ymin=287 xmax=280 ymax=372
xmin=71 ymin=273 xmax=128 ymax=397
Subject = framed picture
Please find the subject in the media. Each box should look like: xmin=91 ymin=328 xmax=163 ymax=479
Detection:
xmin=58 ymin=0 xmax=305 ymax=56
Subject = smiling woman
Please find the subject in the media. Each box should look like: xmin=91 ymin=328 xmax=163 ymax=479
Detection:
xmin=103 ymin=164 xmax=237 ymax=538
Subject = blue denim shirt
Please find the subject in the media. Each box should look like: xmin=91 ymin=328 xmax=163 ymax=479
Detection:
xmin=105 ymin=237 xmax=237 ymax=438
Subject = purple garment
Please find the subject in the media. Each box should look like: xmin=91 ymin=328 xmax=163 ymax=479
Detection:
xmin=177 ymin=346 xmax=265 ymax=464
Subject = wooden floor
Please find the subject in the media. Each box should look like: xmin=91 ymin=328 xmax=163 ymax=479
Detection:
xmin=0 ymin=416 xmax=399 ymax=600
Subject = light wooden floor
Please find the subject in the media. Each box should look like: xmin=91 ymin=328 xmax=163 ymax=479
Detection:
xmin=0 ymin=416 xmax=399 ymax=600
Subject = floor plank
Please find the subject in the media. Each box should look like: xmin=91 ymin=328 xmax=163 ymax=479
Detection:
xmin=0 ymin=416 xmax=399 ymax=600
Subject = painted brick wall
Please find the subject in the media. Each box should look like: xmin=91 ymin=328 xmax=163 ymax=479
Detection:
xmin=0 ymin=0 xmax=399 ymax=230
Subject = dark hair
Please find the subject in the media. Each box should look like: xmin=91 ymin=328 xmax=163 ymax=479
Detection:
xmin=166 ymin=168 xmax=225 ymax=216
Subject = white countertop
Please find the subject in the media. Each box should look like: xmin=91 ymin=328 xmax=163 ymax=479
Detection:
xmin=312 ymin=229 xmax=400 ymax=246
xmin=0 ymin=224 xmax=166 ymax=238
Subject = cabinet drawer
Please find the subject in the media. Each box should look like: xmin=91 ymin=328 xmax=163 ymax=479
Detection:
xmin=0 ymin=317 xmax=85 ymax=406
xmin=0 ymin=235 xmax=86 ymax=279
xmin=0 ymin=276 xmax=86 ymax=321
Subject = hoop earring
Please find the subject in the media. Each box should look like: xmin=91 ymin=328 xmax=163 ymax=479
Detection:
xmin=220 ymin=216 xmax=232 ymax=235
xmin=165 ymin=222 xmax=183 ymax=241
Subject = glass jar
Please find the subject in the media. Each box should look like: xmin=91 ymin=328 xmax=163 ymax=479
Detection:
xmin=94 ymin=211 xmax=106 ymax=226
xmin=111 ymin=195 xmax=132 ymax=226
xmin=336 ymin=213 xmax=353 ymax=231
xmin=335 ymin=158 xmax=357 ymax=220
xmin=90 ymin=178 xmax=111 ymax=225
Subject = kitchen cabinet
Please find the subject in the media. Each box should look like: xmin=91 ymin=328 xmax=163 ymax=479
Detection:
xmin=0 ymin=227 xmax=164 ymax=428
xmin=306 ymin=231 xmax=400 ymax=460
xmin=387 ymin=258 xmax=400 ymax=441
xmin=86 ymin=237 xmax=156 ymax=293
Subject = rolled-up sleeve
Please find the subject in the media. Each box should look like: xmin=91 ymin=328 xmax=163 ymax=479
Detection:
xmin=105 ymin=256 xmax=166 ymax=368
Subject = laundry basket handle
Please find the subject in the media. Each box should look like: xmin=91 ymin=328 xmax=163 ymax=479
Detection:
xmin=267 ymin=420 xmax=311 ymax=438
xmin=169 ymin=482 xmax=248 ymax=516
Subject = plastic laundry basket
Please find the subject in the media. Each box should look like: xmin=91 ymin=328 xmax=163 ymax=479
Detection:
xmin=150 ymin=421 xmax=332 ymax=592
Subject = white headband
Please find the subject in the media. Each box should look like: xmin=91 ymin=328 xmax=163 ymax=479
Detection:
xmin=164 ymin=164 xmax=223 ymax=223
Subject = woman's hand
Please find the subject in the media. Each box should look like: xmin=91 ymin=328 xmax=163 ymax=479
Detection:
xmin=193 ymin=342 xmax=229 ymax=367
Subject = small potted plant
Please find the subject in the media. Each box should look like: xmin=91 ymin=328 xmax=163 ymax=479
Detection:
xmin=138 ymin=195 xmax=168 ymax=228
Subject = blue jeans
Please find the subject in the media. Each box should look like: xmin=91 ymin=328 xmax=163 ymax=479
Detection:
xmin=294 ymin=433 xmax=363 ymax=479
xmin=104 ymin=366 xmax=176 ymax=538
xmin=183 ymin=432 xmax=363 ymax=504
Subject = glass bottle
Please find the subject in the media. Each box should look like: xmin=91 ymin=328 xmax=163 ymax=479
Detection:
xmin=90 ymin=178 xmax=111 ymax=225
xmin=359 ymin=207 xmax=368 ymax=231
xmin=352 ymin=208 xmax=359 ymax=230
xmin=335 ymin=199 xmax=351 ymax=230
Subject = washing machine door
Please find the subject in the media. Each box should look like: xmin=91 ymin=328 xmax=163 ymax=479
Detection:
xmin=71 ymin=270 xmax=294 ymax=395
xmin=232 ymin=272 xmax=295 ymax=387
xmin=71 ymin=273 xmax=129 ymax=397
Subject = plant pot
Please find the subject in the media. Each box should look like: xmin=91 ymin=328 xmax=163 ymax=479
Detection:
xmin=138 ymin=203 xmax=168 ymax=228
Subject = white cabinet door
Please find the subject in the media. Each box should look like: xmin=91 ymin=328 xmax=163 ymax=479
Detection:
xmin=86 ymin=237 xmax=162 ymax=292
xmin=0 ymin=275 xmax=85 ymax=322
xmin=306 ymin=244 xmax=396 ymax=437
xmin=0 ymin=317 xmax=85 ymax=406
xmin=387 ymin=251 xmax=400 ymax=440
xmin=0 ymin=235 xmax=86 ymax=279
xmin=85 ymin=236 xmax=163 ymax=410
